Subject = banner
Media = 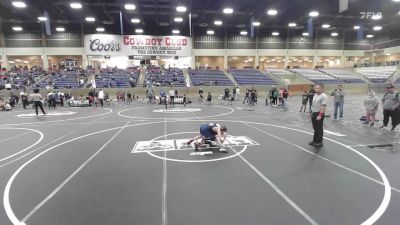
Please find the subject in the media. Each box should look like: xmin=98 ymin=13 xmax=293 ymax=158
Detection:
xmin=84 ymin=34 xmax=192 ymax=57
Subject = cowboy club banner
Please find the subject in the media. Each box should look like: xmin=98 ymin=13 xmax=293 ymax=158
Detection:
xmin=84 ymin=34 xmax=192 ymax=57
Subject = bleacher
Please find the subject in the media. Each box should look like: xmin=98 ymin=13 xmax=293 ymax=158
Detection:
xmin=319 ymin=68 xmax=365 ymax=83
xmin=189 ymin=70 xmax=234 ymax=86
xmin=265 ymin=69 xmax=295 ymax=76
xmin=228 ymin=69 xmax=277 ymax=85
xmin=143 ymin=68 xmax=186 ymax=87
xmin=290 ymin=69 xmax=341 ymax=84
xmin=95 ymin=69 xmax=139 ymax=88
xmin=1 ymin=69 xmax=46 ymax=89
xmin=356 ymin=66 xmax=398 ymax=83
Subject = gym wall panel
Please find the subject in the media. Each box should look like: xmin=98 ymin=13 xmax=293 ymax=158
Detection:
xmin=46 ymin=48 xmax=84 ymax=55
xmin=343 ymin=50 xmax=365 ymax=56
xmin=4 ymin=32 xmax=42 ymax=48
xmin=258 ymin=49 xmax=287 ymax=56
xmin=193 ymin=35 xmax=224 ymax=49
xmin=193 ymin=49 xmax=225 ymax=56
xmin=227 ymin=36 xmax=256 ymax=49
xmin=4 ymin=48 xmax=44 ymax=55
xmin=46 ymin=33 xmax=82 ymax=48
xmin=288 ymin=49 xmax=316 ymax=56
xmin=288 ymin=36 xmax=314 ymax=49
xmin=316 ymin=50 xmax=343 ymax=56
xmin=226 ymin=49 xmax=257 ymax=56
xmin=317 ymin=37 xmax=344 ymax=50
xmin=258 ymin=36 xmax=286 ymax=49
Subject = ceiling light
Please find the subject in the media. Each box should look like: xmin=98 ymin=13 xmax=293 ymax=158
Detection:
xmin=331 ymin=32 xmax=338 ymax=36
xmin=309 ymin=11 xmax=319 ymax=17
xmin=207 ymin=30 xmax=215 ymax=35
xmin=267 ymin=9 xmax=278 ymax=15
xmin=398 ymin=11 xmax=400 ymax=15
xmin=366 ymin=34 xmax=374 ymax=38
xmin=37 ymin=16 xmax=48 ymax=22
xmin=373 ymin=26 xmax=382 ymax=31
xmin=302 ymin=32 xmax=309 ymax=36
xmin=214 ymin=20 xmax=223 ymax=25
xmin=223 ymin=8 xmax=233 ymax=14
xmin=288 ymin=23 xmax=297 ymax=27
xmin=8 ymin=61 xmax=15 ymax=64
xmin=12 ymin=1 xmax=26 ymax=8
xmin=124 ymin=3 xmax=136 ymax=10
xmin=23 ymin=61 xmax=29 ymax=63
xmin=393 ymin=0 xmax=400 ymax=2
xmin=240 ymin=31 xmax=248 ymax=35
xmin=85 ymin=17 xmax=95 ymax=22
xmin=371 ymin=14 xmax=382 ymax=20
xmin=354 ymin=25 xmax=360 ymax=30
xmin=56 ymin=27 xmax=65 ymax=32
xmin=322 ymin=24 xmax=330 ymax=28
xmin=176 ymin=6 xmax=187 ymax=12
xmin=272 ymin=32 xmax=280 ymax=36
xmin=172 ymin=29 xmax=180 ymax=34
xmin=12 ymin=26 xmax=23 ymax=31
xmin=252 ymin=21 xmax=261 ymax=26
xmin=70 ymin=2 xmax=82 ymax=9
xmin=174 ymin=17 xmax=183 ymax=22
xmin=15 ymin=59 xmax=22 ymax=62
xmin=131 ymin=18 xmax=140 ymax=23
xmin=385 ymin=53 xmax=391 ymax=56
xmin=135 ymin=29 xmax=143 ymax=34
xmin=96 ymin=27 xmax=105 ymax=32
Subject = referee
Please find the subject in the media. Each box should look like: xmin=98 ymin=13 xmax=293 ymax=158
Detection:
xmin=309 ymin=84 xmax=327 ymax=147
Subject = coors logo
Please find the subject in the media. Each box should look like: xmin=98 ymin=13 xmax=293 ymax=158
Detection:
xmin=89 ymin=39 xmax=121 ymax=52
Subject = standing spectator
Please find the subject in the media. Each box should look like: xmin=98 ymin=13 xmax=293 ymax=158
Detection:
xmin=309 ymin=84 xmax=327 ymax=147
xmin=98 ymin=89 xmax=104 ymax=107
xmin=282 ymin=88 xmax=290 ymax=110
xmin=330 ymin=84 xmax=345 ymax=120
xmin=300 ymin=91 xmax=308 ymax=112
xmin=169 ymin=88 xmax=175 ymax=106
xmin=379 ymin=84 xmax=400 ymax=131
xmin=272 ymin=87 xmax=279 ymax=106
xmin=127 ymin=91 xmax=132 ymax=105
xmin=363 ymin=91 xmax=379 ymax=126
xmin=207 ymin=92 xmax=212 ymax=104
xmin=21 ymin=92 xmax=28 ymax=109
xmin=236 ymin=86 xmax=240 ymax=100
xmin=198 ymin=88 xmax=204 ymax=102
xmin=308 ymin=85 xmax=316 ymax=113
xmin=29 ymin=89 xmax=46 ymax=115
xmin=232 ymin=87 xmax=237 ymax=100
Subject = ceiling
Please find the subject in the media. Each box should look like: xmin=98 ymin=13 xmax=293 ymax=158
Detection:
xmin=0 ymin=0 xmax=399 ymax=39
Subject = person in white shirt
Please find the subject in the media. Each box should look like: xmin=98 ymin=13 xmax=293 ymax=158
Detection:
xmin=98 ymin=89 xmax=104 ymax=107
xmin=309 ymin=84 xmax=327 ymax=147
xmin=169 ymin=88 xmax=175 ymax=106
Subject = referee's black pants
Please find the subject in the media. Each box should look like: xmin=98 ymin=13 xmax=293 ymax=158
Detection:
xmin=34 ymin=101 xmax=46 ymax=115
xmin=311 ymin=112 xmax=325 ymax=144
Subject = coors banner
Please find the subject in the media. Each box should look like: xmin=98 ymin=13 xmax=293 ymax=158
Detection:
xmin=84 ymin=34 xmax=192 ymax=57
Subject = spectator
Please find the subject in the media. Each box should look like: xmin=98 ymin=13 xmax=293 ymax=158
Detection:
xmin=330 ymin=85 xmax=345 ymax=120
xmin=379 ymin=84 xmax=400 ymax=131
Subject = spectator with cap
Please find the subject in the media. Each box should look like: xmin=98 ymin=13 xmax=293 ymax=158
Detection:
xmin=379 ymin=84 xmax=400 ymax=131
xmin=330 ymin=84 xmax=345 ymax=120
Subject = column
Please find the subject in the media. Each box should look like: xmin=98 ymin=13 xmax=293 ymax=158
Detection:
xmin=255 ymin=53 xmax=260 ymax=69
xmin=1 ymin=50 xmax=9 ymax=70
xmin=340 ymin=55 xmax=346 ymax=67
xmin=312 ymin=55 xmax=318 ymax=68
xmin=42 ymin=48 xmax=49 ymax=70
xmin=284 ymin=54 xmax=289 ymax=69
xmin=224 ymin=54 xmax=228 ymax=70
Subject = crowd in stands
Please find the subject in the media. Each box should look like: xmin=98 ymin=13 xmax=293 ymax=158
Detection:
xmin=144 ymin=66 xmax=186 ymax=87
xmin=0 ymin=66 xmax=46 ymax=90
xmin=189 ymin=70 xmax=234 ymax=86
xmin=95 ymin=68 xmax=139 ymax=88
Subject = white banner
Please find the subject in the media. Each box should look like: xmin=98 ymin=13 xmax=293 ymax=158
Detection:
xmin=84 ymin=34 xmax=192 ymax=57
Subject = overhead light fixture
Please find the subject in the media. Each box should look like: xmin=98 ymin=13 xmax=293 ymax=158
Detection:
xmin=331 ymin=32 xmax=338 ymax=36
xmin=124 ymin=3 xmax=136 ymax=10
xmin=366 ymin=34 xmax=374 ymax=38
xmin=8 ymin=61 xmax=15 ymax=64
xmin=393 ymin=0 xmax=400 ymax=2
xmin=223 ymin=8 xmax=233 ymax=14
xmin=302 ymin=32 xmax=309 ymax=36
xmin=240 ymin=31 xmax=248 ymax=35
xmin=398 ymin=10 xmax=400 ymax=15
xmin=252 ymin=21 xmax=261 ymax=26
xmin=96 ymin=27 xmax=105 ymax=32
xmin=267 ymin=9 xmax=278 ymax=15
xmin=15 ymin=59 xmax=22 ymax=62
xmin=207 ymin=30 xmax=215 ymax=35
xmin=85 ymin=17 xmax=95 ymax=22
xmin=288 ymin=23 xmax=297 ymax=27
xmin=172 ymin=29 xmax=180 ymax=34
xmin=176 ymin=6 xmax=187 ymax=12
xmin=131 ymin=18 xmax=140 ymax=23
xmin=135 ymin=29 xmax=143 ymax=34
xmin=373 ymin=26 xmax=382 ymax=31
xmin=272 ymin=32 xmax=280 ymax=36
xmin=37 ymin=16 xmax=48 ymax=22
xmin=309 ymin=11 xmax=319 ymax=17
xmin=12 ymin=1 xmax=26 ymax=8
xmin=322 ymin=24 xmax=330 ymax=28
xmin=70 ymin=2 xmax=82 ymax=9
xmin=385 ymin=53 xmax=391 ymax=56
xmin=56 ymin=27 xmax=65 ymax=32
xmin=174 ymin=17 xmax=183 ymax=22
xmin=371 ymin=14 xmax=382 ymax=20
xmin=23 ymin=61 xmax=29 ymax=63
xmin=12 ymin=26 xmax=23 ymax=31
xmin=353 ymin=25 xmax=360 ymax=30
xmin=214 ymin=20 xmax=223 ymax=25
